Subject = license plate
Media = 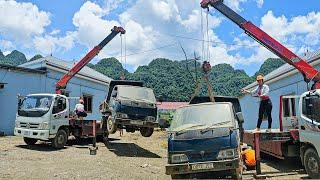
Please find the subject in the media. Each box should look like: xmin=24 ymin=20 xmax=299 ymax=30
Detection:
xmin=191 ymin=163 xmax=214 ymax=170
xmin=131 ymin=121 xmax=144 ymax=125
xmin=23 ymin=131 xmax=30 ymax=136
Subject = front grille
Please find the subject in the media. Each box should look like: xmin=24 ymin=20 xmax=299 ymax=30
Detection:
xmin=20 ymin=122 xmax=40 ymax=129
xmin=187 ymin=151 xmax=217 ymax=163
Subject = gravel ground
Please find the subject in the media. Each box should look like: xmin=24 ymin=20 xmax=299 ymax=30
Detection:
xmin=0 ymin=131 xmax=308 ymax=179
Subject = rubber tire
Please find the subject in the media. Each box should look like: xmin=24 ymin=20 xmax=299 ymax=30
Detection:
xmin=52 ymin=129 xmax=67 ymax=149
xmin=23 ymin=137 xmax=37 ymax=145
xmin=107 ymin=116 xmax=117 ymax=134
xmin=304 ymin=148 xmax=320 ymax=179
xmin=171 ymin=174 xmax=188 ymax=179
xmin=231 ymin=167 xmax=243 ymax=180
xmin=140 ymin=127 xmax=154 ymax=137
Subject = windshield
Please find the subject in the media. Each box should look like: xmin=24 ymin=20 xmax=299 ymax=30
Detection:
xmin=302 ymin=95 xmax=320 ymax=123
xmin=169 ymin=103 xmax=234 ymax=131
xmin=118 ymin=86 xmax=156 ymax=103
xmin=18 ymin=96 xmax=53 ymax=117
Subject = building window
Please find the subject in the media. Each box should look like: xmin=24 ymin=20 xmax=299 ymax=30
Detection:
xmin=83 ymin=95 xmax=93 ymax=113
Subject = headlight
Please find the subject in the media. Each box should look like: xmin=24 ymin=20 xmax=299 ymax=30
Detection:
xmin=15 ymin=121 xmax=20 ymax=128
xmin=171 ymin=154 xmax=188 ymax=163
xmin=117 ymin=113 xmax=129 ymax=119
xmin=217 ymin=148 xmax=238 ymax=160
xmin=39 ymin=122 xmax=49 ymax=129
xmin=145 ymin=116 xmax=155 ymax=121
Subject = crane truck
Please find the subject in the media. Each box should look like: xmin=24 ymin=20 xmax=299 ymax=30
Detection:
xmin=201 ymin=0 xmax=320 ymax=178
xmin=14 ymin=26 xmax=125 ymax=149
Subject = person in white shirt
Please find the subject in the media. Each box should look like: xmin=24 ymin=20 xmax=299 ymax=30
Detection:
xmin=74 ymin=99 xmax=87 ymax=120
xmin=241 ymin=75 xmax=273 ymax=132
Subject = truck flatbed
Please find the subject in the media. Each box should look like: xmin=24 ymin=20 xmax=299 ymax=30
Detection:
xmin=243 ymin=129 xmax=299 ymax=159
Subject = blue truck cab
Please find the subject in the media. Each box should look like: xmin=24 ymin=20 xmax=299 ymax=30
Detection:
xmin=100 ymin=80 xmax=158 ymax=137
xmin=166 ymin=100 xmax=244 ymax=179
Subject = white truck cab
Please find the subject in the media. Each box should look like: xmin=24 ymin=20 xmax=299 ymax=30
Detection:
xmin=298 ymin=90 xmax=320 ymax=178
xmin=14 ymin=94 xmax=70 ymax=148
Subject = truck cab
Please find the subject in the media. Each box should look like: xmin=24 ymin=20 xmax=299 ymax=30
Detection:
xmin=299 ymin=90 xmax=320 ymax=178
xmin=14 ymin=94 xmax=70 ymax=148
xmin=100 ymin=80 xmax=158 ymax=137
xmin=166 ymin=102 xmax=243 ymax=179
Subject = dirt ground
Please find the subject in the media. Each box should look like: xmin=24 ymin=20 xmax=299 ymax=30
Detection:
xmin=0 ymin=131 xmax=309 ymax=179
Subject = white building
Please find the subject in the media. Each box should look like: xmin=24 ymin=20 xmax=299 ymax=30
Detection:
xmin=240 ymin=50 xmax=320 ymax=130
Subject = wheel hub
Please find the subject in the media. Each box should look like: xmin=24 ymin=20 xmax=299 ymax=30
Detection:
xmin=108 ymin=118 xmax=114 ymax=130
xmin=308 ymin=156 xmax=319 ymax=173
xmin=57 ymin=134 xmax=64 ymax=144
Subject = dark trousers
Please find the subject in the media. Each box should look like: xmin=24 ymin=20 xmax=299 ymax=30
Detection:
xmin=257 ymin=99 xmax=272 ymax=129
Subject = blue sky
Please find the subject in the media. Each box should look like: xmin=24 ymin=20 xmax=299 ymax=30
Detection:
xmin=0 ymin=0 xmax=319 ymax=76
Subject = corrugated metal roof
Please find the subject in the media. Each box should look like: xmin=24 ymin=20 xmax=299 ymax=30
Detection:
xmin=0 ymin=63 xmax=46 ymax=74
xmin=245 ymin=49 xmax=320 ymax=90
xmin=19 ymin=56 xmax=112 ymax=84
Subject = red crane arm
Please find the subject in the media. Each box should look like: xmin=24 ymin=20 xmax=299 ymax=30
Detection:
xmin=56 ymin=26 xmax=125 ymax=94
xmin=200 ymin=0 xmax=320 ymax=88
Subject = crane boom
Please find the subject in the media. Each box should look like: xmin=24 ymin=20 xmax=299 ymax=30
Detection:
xmin=56 ymin=26 xmax=126 ymax=94
xmin=200 ymin=0 xmax=320 ymax=89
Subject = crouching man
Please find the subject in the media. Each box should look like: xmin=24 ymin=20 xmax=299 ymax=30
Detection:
xmin=241 ymin=143 xmax=256 ymax=170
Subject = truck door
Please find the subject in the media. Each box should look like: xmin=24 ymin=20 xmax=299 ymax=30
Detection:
xmin=300 ymin=93 xmax=320 ymax=155
xmin=50 ymin=96 xmax=69 ymax=135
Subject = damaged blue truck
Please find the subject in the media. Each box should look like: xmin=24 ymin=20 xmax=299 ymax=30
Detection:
xmin=166 ymin=96 xmax=244 ymax=179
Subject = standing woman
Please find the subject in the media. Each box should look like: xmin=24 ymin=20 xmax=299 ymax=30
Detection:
xmin=242 ymin=75 xmax=272 ymax=132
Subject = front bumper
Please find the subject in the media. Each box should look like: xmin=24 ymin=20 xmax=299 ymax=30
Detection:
xmin=14 ymin=128 xmax=50 ymax=141
xmin=116 ymin=118 xmax=159 ymax=128
xmin=165 ymin=158 xmax=239 ymax=175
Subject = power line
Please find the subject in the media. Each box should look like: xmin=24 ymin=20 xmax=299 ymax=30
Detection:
xmin=163 ymin=34 xmax=261 ymax=48
xmin=114 ymin=43 xmax=178 ymax=59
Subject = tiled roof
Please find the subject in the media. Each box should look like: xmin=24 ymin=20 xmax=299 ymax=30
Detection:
xmin=157 ymin=102 xmax=188 ymax=110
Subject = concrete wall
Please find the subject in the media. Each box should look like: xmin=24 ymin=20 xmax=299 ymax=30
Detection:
xmin=240 ymin=64 xmax=320 ymax=130
xmin=0 ymin=69 xmax=44 ymax=135
xmin=0 ymin=68 xmax=109 ymax=135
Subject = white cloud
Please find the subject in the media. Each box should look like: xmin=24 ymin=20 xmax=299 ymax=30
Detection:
xmin=3 ymin=51 xmax=11 ymax=56
xmin=151 ymin=1 xmax=179 ymax=21
xmin=180 ymin=9 xmax=222 ymax=31
xmin=256 ymin=0 xmax=263 ymax=8
xmin=73 ymin=1 xmax=120 ymax=48
xmin=0 ymin=0 xmax=50 ymax=42
xmin=103 ymin=0 xmax=124 ymax=13
xmin=260 ymin=11 xmax=320 ymax=50
xmin=50 ymin=29 xmax=61 ymax=35
xmin=0 ymin=40 xmax=14 ymax=50
xmin=224 ymin=0 xmax=247 ymax=12
xmin=33 ymin=31 xmax=77 ymax=55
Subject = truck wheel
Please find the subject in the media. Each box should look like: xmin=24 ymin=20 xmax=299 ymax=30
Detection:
xmin=171 ymin=174 xmax=187 ymax=179
xmin=107 ymin=116 xmax=117 ymax=134
xmin=140 ymin=127 xmax=154 ymax=137
xmin=23 ymin=137 xmax=37 ymax=145
xmin=52 ymin=129 xmax=67 ymax=149
xmin=231 ymin=167 xmax=243 ymax=180
xmin=304 ymin=148 xmax=320 ymax=179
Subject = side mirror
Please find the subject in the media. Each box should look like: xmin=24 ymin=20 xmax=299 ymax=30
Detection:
xmin=17 ymin=94 xmax=24 ymax=106
xmin=18 ymin=98 xmax=23 ymax=106
xmin=111 ymin=91 xmax=117 ymax=98
xmin=236 ymin=112 xmax=244 ymax=123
